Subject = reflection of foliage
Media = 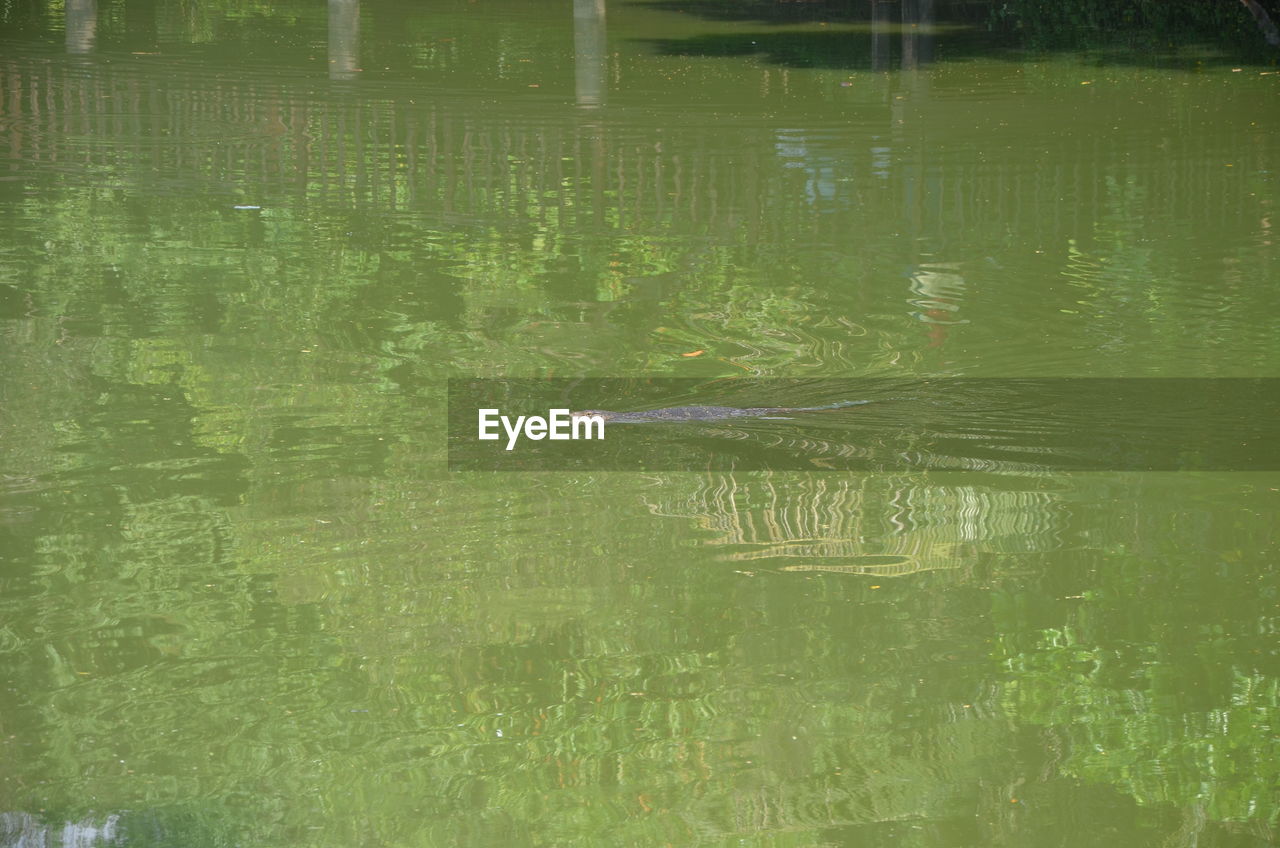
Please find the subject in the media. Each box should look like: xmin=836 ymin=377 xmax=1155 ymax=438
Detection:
xmin=995 ymin=523 xmax=1280 ymax=829
xmin=2 ymin=9 xmax=1280 ymax=844
xmin=1007 ymin=633 xmax=1280 ymax=823
xmin=1059 ymin=172 xmax=1280 ymax=372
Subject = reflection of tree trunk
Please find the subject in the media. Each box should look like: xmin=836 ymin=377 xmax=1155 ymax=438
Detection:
xmin=870 ymin=0 xmax=890 ymax=71
xmin=573 ymin=0 xmax=607 ymax=109
xmin=918 ymin=0 xmax=935 ymax=65
xmin=902 ymin=0 xmax=917 ymax=70
xmin=328 ymin=0 xmax=360 ymax=81
xmin=900 ymin=0 xmax=936 ymax=69
xmin=65 ymin=0 xmax=98 ymax=55
xmin=1239 ymin=0 xmax=1280 ymax=46
xmin=292 ymin=103 xmax=310 ymax=192
xmin=571 ymin=0 xmax=608 ymax=227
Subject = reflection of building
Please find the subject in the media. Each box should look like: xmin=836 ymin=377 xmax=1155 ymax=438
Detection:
xmin=643 ymin=473 xmax=1065 ymax=575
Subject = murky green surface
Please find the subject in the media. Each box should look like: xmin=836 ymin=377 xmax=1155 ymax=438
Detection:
xmin=2 ymin=1 xmax=1279 ymax=845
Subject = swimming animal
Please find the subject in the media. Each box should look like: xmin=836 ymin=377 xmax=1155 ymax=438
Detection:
xmin=570 ymin=400 xmax=869 ymax=423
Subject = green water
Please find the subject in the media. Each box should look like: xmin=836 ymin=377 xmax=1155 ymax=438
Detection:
xmin=1 ymin=1 xmax=1279 ymax=845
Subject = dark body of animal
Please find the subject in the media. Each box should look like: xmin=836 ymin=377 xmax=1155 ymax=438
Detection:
xmin=570 ymin=400 xmax=868 ymax=423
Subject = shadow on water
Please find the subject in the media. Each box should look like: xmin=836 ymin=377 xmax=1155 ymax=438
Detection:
xmin=635 ymin=0 xmax=1280 ymax=69
xmin=634 ymin=0 xmax=982 ymax=26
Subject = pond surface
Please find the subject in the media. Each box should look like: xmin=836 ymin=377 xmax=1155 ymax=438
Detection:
xmin=1 ymin=1 xmax=1278 ymax=845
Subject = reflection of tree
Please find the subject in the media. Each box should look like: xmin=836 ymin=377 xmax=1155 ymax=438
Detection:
xmin=992 ymin=483 xmax=1280 ymax=830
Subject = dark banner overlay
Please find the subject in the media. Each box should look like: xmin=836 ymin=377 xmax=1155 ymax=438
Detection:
xmin=447 ymin=379 xmax=1280 ymax=472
